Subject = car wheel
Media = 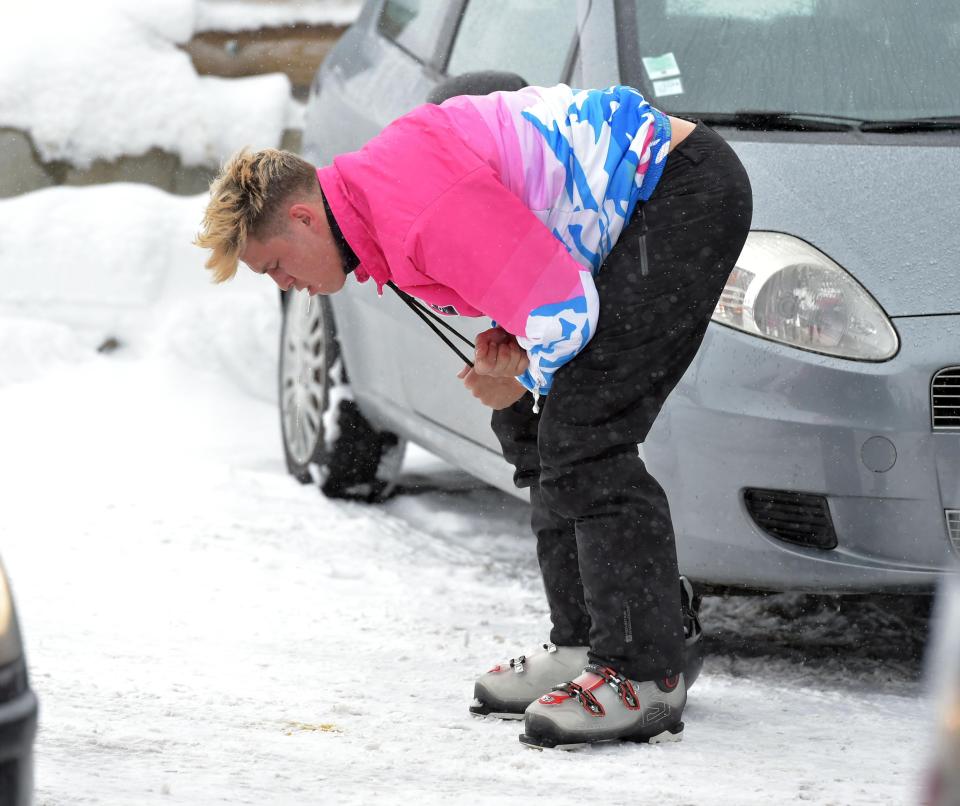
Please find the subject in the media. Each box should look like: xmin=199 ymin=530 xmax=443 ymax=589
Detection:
xmin=279 ymin=289 xmax=405 ymax=501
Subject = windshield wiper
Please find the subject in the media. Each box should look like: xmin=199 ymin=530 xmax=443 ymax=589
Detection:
xmin=858 ymin=116 xmax=960 ymax=133
xmin=691 ymin=110 xmax=861 ymax=132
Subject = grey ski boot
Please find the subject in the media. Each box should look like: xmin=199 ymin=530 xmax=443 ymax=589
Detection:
xmin=680 ymin=575 xmax=704 ymax=689
xmin=519 ymin=666 xmax=686 ymax=750
xmin=471 ymin=576 xmax=703 ymax=720
xmin=470 ymin=642 xmax=590 ymax=719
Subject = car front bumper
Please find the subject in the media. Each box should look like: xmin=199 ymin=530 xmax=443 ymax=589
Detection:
xmin=645 ymin=313 xmax=960 ymax=593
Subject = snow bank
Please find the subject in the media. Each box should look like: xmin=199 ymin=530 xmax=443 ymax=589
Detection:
xmin=195 ymin=0 xmax=362 ymax=31
xmin=0 ymin=0 xmax=292 ymax=168
xmin=0 ymin=184 xmax=278 ymax=399
xmin=0 ymin=316 xmax=91 ymax=387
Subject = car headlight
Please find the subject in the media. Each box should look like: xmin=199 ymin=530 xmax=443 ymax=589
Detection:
xmin=712 ymin=232 xmax=899 ymax=361
xmin=0 ymin=562 xmax=23 ymax=667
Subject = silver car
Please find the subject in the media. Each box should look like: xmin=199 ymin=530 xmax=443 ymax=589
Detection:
xmin=280 ymin=0 xmax=960 ymax=594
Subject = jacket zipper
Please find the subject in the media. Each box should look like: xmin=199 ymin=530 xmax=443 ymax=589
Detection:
xmin=638 ymin=204 xmax=650 ymax=277
xmin=532 ymin=391 xmax=541 ymax=413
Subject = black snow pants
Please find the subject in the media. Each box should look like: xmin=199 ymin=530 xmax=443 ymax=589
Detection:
xmin=490 ymin=121 xmax=753 ymax=681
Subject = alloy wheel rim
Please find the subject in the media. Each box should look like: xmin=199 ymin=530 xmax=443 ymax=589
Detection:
xmin=281 ymin=291 xmax=327 ymax=466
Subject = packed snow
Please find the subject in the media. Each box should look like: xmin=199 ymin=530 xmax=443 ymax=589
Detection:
xmin=0 ymin=185 xmax=277 ymax=397
xmin=0 ymin=176 xmax=942 ymax=805
xmin=195 ymin=0 xmax=362 ymax=32
xmin=0 ymin=0 xmax=294 ymax=168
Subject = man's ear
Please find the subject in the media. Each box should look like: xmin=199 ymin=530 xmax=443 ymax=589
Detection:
xmin=288 ymin=203 xmax=316 ymax=229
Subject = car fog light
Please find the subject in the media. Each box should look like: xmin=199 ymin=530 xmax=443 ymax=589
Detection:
xmin=743 ymin=487 xmax=838 ymax=550
xmin=712 ymin=232 xmax=899 ymax=361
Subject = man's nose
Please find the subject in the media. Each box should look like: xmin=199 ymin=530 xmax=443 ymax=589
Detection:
xmin=269 ymin=271 xmax=294 ymax=292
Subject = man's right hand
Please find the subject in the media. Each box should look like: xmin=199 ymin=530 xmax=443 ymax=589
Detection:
xmin=473 ymin=326 xmax=530 ymax=377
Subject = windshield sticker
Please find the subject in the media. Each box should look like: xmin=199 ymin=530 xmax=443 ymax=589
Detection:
xmin=653 ymin=77 xmax=684 ymax=97
xmin=642 ymin=52 xmax=681 ymax=81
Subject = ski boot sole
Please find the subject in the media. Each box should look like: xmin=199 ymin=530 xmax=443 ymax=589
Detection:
xmin=519 ymin=721 xmax=684 ymax=751
xmin=469 ymin=698 xmax=525 ymax=720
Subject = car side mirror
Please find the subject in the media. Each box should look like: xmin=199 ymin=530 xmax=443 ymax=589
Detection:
xmin=427 ymin=71 xmax=528 ymax=105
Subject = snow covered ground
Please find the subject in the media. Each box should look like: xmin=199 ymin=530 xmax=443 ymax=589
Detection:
xmin=2 ymin=0 xmax=941 ymax=802
xmin=0 ymin=184 xmax=940 ymax=804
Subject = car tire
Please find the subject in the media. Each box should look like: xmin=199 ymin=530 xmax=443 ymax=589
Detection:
xmin=681 ymin=577 xmax=705 ymax=689
xmin=279 ymin=289 xmax=405 ymax=502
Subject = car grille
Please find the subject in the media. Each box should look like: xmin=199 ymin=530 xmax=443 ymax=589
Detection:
xmin=743 ymin=488 xmax=838 ymax=550
xmin=947 ymin=510 xmax=960 ymax=555
xmin=932 ymin=366 xmax=960 ymax=430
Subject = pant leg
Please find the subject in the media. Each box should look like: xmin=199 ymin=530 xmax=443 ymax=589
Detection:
xmin=491 ymin=399 xmax=591 ymax=646
xmin=537 ymin=122 xmax=753 ymax=680
xmin=530 ymin=486 xmax=592 ymax=646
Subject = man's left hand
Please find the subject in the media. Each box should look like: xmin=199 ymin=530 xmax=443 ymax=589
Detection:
xmin=474 ymin=327 xmax=529 ymax=377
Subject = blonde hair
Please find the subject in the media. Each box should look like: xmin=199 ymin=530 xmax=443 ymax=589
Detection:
xmin=194 ymin=148 xmax=319 ymax=282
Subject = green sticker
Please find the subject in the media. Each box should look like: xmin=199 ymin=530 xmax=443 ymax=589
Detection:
xmin=642 ymin=52 xmax=681 ymax=81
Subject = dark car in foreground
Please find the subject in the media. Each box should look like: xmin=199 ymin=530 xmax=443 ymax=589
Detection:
xmin=925 ymin=571 xmax=960 ymax=805
xmin=280 ymin=0 xmax=960 ymax=596
xmin=0 ymin=557 xmax=36 ymax=805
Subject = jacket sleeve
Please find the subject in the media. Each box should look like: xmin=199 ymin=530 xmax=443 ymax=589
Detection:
xmin=405 ymin=165 xmax=599 ymax=398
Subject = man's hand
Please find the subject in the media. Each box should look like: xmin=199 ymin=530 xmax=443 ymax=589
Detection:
xmin=457 ymin=366 xmax=528 ymax=410
xmin=474 ymin=326 xmax=529 ymax=377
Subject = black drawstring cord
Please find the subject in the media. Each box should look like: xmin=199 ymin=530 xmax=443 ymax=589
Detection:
xmin=386 ymin=281 xmax=475 ymax=368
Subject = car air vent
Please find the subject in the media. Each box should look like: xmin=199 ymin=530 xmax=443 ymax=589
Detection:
xmin=743 ymin=488 xmax=838 ymax=550
xmin=947 ymin=510 xmax=960 ymax=556
xmin=932 ymin=366 xmax=960 ymax=430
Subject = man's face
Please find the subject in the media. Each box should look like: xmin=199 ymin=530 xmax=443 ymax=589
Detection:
xmin=240 ymin=202 xmax=347 ymax=296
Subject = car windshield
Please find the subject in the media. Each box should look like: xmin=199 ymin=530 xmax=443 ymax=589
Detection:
xmin=625 ymin=0 xmax=960 ymax=123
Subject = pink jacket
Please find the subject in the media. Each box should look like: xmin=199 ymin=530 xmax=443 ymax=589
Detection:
xmin=316 ymin=84 xmax=671 ymax=397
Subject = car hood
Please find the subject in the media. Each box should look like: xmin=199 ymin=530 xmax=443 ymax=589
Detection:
xmin=730 ymin=134 xmax=960 ymax=317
